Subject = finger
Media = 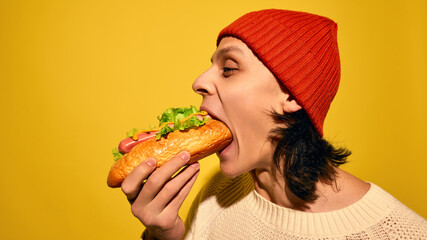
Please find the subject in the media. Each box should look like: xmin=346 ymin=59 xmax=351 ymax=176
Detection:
xmin=154 ymin=162 xmax=200 ymax=209
xmin=121 ymin=158 xmax=157 ymax=201
xmin=139 ymin=151 xmax=191 ymax=201
xmin=164 ymin=165 xmax=199 ymax=214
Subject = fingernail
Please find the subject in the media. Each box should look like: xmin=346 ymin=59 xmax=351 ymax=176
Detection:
xmin=179 ymin=151 xmax=190 ymax=161
xmin=191 ymin=162 xmax=200 ymax=170
xmin=145 ymin=158 xmax=156 ymax=167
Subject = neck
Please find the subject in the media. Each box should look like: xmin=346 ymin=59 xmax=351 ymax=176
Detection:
xmin=250 ymin=165 xmax=370 ymax=213
xmin=250 ymin=166 xmax=310 ymax=211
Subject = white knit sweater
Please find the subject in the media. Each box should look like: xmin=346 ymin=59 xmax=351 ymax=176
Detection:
xmin=183 ymin=171 xmax=426 ymax=240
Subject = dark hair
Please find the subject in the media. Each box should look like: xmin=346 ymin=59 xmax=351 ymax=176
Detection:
xmin=269 ymin=109 xmax=351 ymax=202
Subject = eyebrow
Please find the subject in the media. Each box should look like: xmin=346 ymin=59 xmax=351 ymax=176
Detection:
xmin=210 ymin=46 xmax=244 ymax=63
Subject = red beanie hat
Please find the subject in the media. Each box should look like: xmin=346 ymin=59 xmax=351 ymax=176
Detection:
xmin=217 ymin=9 xmax=340 ymax=136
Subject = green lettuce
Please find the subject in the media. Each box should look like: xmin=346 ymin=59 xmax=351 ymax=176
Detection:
xmin=155 ymin=105 xmax=209 ymax=140
xmin=112 ymin=148 xmax=124 ymax=161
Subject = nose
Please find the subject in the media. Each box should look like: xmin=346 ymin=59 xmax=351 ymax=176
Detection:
xmin=192 ymin=67 xmax=215 ymax=96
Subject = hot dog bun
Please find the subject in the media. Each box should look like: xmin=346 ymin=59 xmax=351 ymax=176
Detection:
xmin=107 ymin=119 xmax=232 ymax=188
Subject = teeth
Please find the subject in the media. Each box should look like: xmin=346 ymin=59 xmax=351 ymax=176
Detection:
xmin=196 ymin=114 xmax=212 ymax=120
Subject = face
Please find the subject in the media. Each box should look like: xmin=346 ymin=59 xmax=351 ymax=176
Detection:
xmin=192 ymin=37 xmax=288 ymax=177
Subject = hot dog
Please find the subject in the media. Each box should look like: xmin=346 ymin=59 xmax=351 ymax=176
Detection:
xmin=107 ymin=106 xmax=232 ymax=188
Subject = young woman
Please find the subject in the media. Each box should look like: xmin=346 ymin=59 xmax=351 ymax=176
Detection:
xmin=121 ymin=9 xmax=426 ymax=240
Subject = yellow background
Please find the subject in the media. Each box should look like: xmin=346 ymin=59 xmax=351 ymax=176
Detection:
xmin=1 ymin=0 xmax=426 ymax=239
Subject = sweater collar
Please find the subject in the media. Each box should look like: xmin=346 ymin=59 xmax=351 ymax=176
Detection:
xmin=246 ymin=181 xmax=397 ymax=235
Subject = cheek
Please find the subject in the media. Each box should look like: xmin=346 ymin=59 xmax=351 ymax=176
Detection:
xmin=222 ymin=77 xmax=281 ymax=127
xmin=225 ymin=79 xmax=281 ymax=141
xmin=222 ymin=87 xmax=257 ymax=125
xmin=225 ymin=84 xmax=280 ymax=118
xmin=225 ymin=88 xmax=275 ymax=146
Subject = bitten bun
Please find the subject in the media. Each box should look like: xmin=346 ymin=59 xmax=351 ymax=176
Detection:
xmin=107 ymin=119 xmax=232 ymax=188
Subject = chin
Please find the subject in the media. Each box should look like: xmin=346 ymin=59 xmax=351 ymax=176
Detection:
xmin=220 ymin=168 xmax=242 ymax=178
xmin=217 ymin=141 xmax=249 ymax=178
xmin=219 ymin=160 xmax=246 ymax=178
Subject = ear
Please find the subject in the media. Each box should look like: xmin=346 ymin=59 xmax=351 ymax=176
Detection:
xmin=282 ymin=92 xmax=302 ymax=113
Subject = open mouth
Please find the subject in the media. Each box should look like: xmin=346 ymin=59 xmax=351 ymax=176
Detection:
xmin=200 ymin=108 xmax=231 ymax=135
xmin=199 ymin=106 xmax=234 ymax=154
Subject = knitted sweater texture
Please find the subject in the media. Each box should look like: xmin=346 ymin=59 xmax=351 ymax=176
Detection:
xmin=183 ymin=172 xmax=426 ymax=240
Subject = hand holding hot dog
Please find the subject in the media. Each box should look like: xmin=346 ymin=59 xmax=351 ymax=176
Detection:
xmin=121 ymin=151 xmax=199 ymax=240
xmin=107 ymin=106 xmax=232 ymax=239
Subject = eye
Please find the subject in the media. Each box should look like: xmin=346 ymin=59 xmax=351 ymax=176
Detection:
xmin=222 ymin=59 xmax=239 ymax=77
xmin=223 ymin=67 xmax=237 ymax=77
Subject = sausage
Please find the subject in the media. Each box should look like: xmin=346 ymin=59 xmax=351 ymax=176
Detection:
xmin=118 ymin=131 xmax=158 ymax=154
